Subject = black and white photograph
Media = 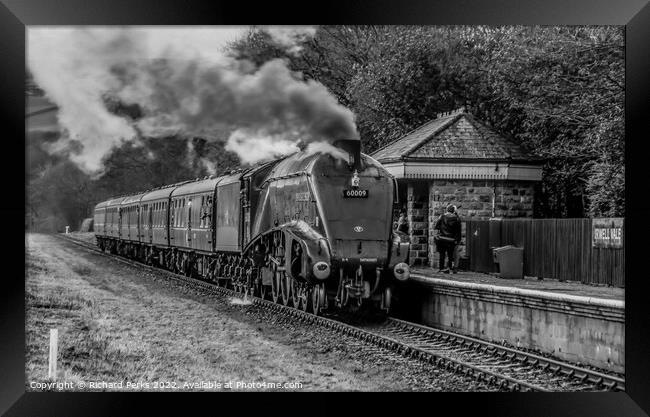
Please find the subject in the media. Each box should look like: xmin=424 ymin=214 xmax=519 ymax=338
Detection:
xmin=24 ymin=24 xmax=628 ymax=394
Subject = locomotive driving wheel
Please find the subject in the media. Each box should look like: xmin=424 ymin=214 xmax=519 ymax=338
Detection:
xmin=244 ymin=283 xmax=252 ymax=299
xmin=236 ymin=274 xmax=243 ymax=293
xmin=244 ymin=269 xmax=255 ymax=298
xmin=298 ymin=286 xmax=310 ymax=311
xmin=311 ymin=284 xmax=327 ymax=315
xmin=291 ymin=280 xmax=301 ymax=307
xmin=280 ymin=271 xmax=291 ymax=306
xmin=260 ymin=283 xmax=268 ymax=300
xmin=311 ymin=285 xmax=320 ymax=315
xmin=380 ymin=287 xmax=392 ymax=312
xmin=184 ymin=256 xmax=192 ymax=277
xmin=271 ymin=263 xmax=280 ymax=304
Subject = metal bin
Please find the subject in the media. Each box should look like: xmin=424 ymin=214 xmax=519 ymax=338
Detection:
xmin=492 ymin=245 xmax=524 ymax=279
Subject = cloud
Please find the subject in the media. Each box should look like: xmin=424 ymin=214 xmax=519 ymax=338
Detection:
xmin=28 ymin=26 xmax=357 ymax=172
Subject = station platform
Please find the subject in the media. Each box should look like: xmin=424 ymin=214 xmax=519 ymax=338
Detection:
xmin=411 ymin=268 xmax=625 ymax=302
xmin=399 ymin=268 xmax=625 ymax=373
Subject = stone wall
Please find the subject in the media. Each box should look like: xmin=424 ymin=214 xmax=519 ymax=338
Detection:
xmin=427 ymin=179 xmax=536 ymax=268
xmin=403 ymin=179 xmax=536 ymax=267
xmin=407 ymin=183 xmax=429 ymax=266
xmin=412 ymin=276 xmax=624 ymax=373
xmin=428 ymin=179 xmax=535 ymax=219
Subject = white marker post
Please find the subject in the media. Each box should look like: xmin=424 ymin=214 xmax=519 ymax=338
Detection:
xmin=48 ymin=328 xmax=58 ymax=380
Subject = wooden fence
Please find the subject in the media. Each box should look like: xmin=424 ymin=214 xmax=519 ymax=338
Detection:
xmin=464 ymin=218 xmax=625 ymax=287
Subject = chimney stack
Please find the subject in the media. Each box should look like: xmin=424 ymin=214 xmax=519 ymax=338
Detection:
xmin=333 ymin=139 xmax=361 ymax=170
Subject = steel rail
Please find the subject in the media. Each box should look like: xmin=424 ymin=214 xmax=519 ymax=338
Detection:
xmin=386 ymin=318 xmax=625 ymax=391
xmin=56 ymin=234 xmax=623 ymax=392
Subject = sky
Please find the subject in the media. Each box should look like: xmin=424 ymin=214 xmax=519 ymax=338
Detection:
xmin=26 ymin=26 xmax=356 ymax=172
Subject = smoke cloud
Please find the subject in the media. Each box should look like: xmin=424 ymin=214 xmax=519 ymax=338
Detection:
xmin=28 ymin=26 xmax=359 ymax=172
xmin=264 ymin=26 xmax=317 ymax=54
xmin=304 ymin=142 xmax=350 ymax=161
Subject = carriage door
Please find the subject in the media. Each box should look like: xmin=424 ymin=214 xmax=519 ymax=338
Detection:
xmin=186 ymin=197 xmax=192 ymax=246
xmin=207 ymin=194 xmax=214 ymax=250
xmin=118 ymin=207 xmax=123 ymax=239
xmin=242 ymin=179 xmax=250 ymax=248
xmin=148 ymin=204 xmax=153 ymax=244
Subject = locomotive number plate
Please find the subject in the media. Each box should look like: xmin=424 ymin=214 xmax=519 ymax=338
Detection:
xmin=343 ymin=189 xmax=369 ymax=198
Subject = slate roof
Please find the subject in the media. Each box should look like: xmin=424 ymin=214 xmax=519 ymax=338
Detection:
xmin=371 ymin=111 xmax=538 ymax=163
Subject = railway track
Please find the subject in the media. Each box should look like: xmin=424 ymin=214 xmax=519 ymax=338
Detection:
xmin=57 ymin=234 xmax=625 ymax=392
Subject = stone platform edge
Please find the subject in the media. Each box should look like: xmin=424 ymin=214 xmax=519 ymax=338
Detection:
xmin=410 ymin=274 xmax=625 ymax=323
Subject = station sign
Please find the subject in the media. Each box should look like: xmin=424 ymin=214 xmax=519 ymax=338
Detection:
xmin=592 ymin=218 xmax=624 ymax=248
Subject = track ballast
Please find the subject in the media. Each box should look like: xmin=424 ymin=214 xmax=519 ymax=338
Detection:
xmin=58 ymin=233 xmax=625 ymax=392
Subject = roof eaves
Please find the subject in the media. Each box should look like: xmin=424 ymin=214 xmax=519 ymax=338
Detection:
xmin=398 ymin=156 xmax=546 ymax=165
xmin=374 ymin=156 xmax=404 ymax=164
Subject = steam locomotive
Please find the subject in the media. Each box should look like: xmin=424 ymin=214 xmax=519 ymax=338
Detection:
xmin=93 ymin=139 xmax=410 ymax=315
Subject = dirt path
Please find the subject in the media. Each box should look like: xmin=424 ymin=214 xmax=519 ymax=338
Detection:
xmin=25 ymin=233 xmax=486 ymax=391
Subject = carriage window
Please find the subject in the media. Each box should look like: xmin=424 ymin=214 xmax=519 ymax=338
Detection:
xmin=180 ymin=198 xmax=184 ymax=229
xmin=201 ymin=195 xmax=206 ymax=228
xmin=182 ymin=198 xmax=186 ymax=227
xmin=177 ymin=200 xmax=181 ymax=227
xmin=205 ymin=195 xmax=211 ymax=228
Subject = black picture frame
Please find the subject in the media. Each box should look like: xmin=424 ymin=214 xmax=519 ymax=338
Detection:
xmin=4 ymin=0 xmax=649 ymax=415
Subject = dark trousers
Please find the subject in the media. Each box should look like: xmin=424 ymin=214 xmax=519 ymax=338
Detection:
xmin=437 ymin=240 xmax=456 ymax=270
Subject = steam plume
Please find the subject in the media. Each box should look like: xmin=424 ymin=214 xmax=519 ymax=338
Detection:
xmin=264 ymin=26 xmax=317 ymax=54
xmin=28 ymin=26 xmax=359 ymax=172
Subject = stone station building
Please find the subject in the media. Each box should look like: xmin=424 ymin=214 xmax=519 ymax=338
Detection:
xmin=371 ymin=109 xmax=543 ymax=267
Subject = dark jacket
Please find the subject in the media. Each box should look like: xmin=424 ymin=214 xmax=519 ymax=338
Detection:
xmin=434 ymin=212 xmax=462 ymax=243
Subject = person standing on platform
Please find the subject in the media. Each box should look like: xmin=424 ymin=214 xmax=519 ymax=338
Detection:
xmin=434 ymin=204 xmax=462 ymax=273
xmin=396 ymin=210 xmax=409 ymax=234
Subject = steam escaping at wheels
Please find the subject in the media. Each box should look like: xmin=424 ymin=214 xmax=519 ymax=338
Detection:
xmin=230 ymin=296 xmax=253 ymax=306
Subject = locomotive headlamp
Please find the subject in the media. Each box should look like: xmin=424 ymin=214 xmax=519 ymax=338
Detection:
xmin=312 ymin=261 xmax=330 ymax=279
xmin=351 ymin=170 xmax=360 ymax=188
xmin=393 ymin=262 xmax=410 ymax=281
